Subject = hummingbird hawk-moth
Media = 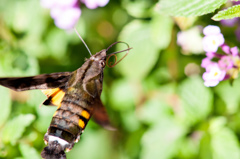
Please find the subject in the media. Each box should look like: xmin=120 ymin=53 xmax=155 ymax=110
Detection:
xmin=0 ymin=41 xmax=131 ymax=159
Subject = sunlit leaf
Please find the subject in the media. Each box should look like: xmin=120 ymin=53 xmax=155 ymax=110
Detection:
xmin=151 ymin=14 xmax=173 ymax=49
xmin=212 ymin=5 xmax=240 ymax=21
xmin=1 ymin=114 xmax=35 ymax=145
xmin=157 ymin=0 xmax=227 ymax=16
xmin=141 ymin=118 xmax=186 ymax=159
xmin=19 ymin=143 xmax=41 ymax=159
xmin=67 ymin=129 xmax=112 ymax=159
xmin=215 ymin=79 xmax=240 ymax=113
xmin=122 ymin=0 xmax=153 ymax=18
xmin=117 ymin=20 xmax=159 ymax=80
xmin=210 ymin=118 xmax=240 ymax=159
xmin=138 ymin=99 xmax=172 ymax=125
xmin=0 ymin=87 xmax=11 ymax=128
xmin=178 ymin=76 xmax=213 ymax=124
xmin=109 ymin=79 xmax=135 ymax=111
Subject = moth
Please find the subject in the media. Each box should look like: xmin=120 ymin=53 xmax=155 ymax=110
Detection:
xmin=0 ymin=35 xmax=131 ymax=159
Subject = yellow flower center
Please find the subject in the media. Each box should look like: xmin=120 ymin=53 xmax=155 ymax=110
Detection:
xmin=212 ymin=40 xmax=216 ymax=45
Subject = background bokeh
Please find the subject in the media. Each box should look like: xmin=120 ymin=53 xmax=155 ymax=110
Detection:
xmin=1 ymin=0 xmax=240 ymax=159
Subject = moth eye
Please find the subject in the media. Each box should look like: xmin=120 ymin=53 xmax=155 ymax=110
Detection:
xmin=100 ymin=61 xmax=105 ymax=67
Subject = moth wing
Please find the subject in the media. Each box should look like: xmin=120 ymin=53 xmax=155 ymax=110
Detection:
xmin=0 ymin=72 xmax=71 ymax=91
xmin=0 ymin=72 xmax=71 ymax=107
xmin=92 ymin=97 xmax=116 ymax=131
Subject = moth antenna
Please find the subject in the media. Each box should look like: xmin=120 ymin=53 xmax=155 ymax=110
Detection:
xmin=106 ymin=41 xmax=132 ymax=67
xmin=74 ymin=27 xmax=92 ymax=56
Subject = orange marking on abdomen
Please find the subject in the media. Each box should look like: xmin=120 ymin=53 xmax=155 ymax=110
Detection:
xmin=78 ymin=119 xmax=85 ymax=129
xmin=81 ymin=110 xmax=90 ymax=119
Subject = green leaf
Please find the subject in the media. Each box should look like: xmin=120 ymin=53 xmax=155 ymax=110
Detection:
xmin=212 ymin=5 xmax=240 ymax=21
xmin=122 ymin=0 xmax=154 ymax=18
xmin=1 ymin=114 xmax=35 ymax=145
xmin=210 ymin=118 xmax=240 ymax=159
xmin=109 ymin=79 xmax=135 ymax=111
xmin=0 ymin=87 xmax=11 ymax=128
xmin=151 ymin=14 xmax=173 ymax=49
xmin=157 ymin=0 xmax=227 ymax=17
xmin=178 ymin=76 xmax=213 ymax=124
xmin=215 ymin=79 xmax=240 ymax=113
xmin=117 ymin=20 xmax=159 ymax=80
xmin=19 ymin=143 xmax=41 ymax=159
xmin=67 ymin=129 xmax=112 ymax=159
xmin=138 ymin=99 xmax=172 ymax=125
xmin=117 ymin=17 xmax=172 ymax=80
xmin=140 ymin=118 xmax=186 ymax=159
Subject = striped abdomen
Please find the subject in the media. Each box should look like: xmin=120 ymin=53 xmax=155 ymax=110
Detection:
xmin=44 ymin=91 xmax=93 ymax=151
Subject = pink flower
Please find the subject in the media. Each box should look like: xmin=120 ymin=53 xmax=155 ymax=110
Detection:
xmin=202 ymin=63 xmax=226 ymax=87
xmin=230 ymin=46 xmax=239 ymax=56
xmin=41 ymin=0 xmax=81 ymax=30
xmin=222 ymin=44 xmax=230 ymax=54
xmin=206 ymin=52 xmax=215 ymax=58
xmin=81 ymin=0 xmax=109 ymax=9
xmin=218 ymin=56 xmax=234 ymax=70
xmin=51 ymin=7 xmax=81 ymax=30
xmin=202 ymin=25 xmax=225 ymax=52
xmin=203 ymin=25 xmax=221 ymax=35
xmin=41 ymin=0 xmax=78 ymax=8
xmin=201 ymin=57 xmax=213 ymax=68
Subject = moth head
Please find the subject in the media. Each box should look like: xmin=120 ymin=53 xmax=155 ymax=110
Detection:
xmin=90 ymin=49 xmax=107 ymax=68
xmin=90 ymin=41 xmax=132 ymax=69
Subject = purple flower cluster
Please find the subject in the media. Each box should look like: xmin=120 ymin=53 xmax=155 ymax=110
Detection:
xmin=202 ymin=25 xmax=240 ymax=87
xmin=41 ymin=0 xmax=109 ymax=30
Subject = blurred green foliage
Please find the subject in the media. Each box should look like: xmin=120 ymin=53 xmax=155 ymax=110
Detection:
xmin=1 ymin=0 xmax=240 ymax=159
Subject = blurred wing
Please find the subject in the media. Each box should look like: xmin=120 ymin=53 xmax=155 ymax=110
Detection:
xmin=92 ymin=97 xmax=116 ymax=131
xmin=0 ymin=72 xmax=71 ymax=91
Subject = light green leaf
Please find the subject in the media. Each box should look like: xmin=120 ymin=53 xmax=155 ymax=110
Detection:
xmin=67 ymin=129 xmax=112 ymax=159
xmin=212 ymin=5 xmax=240 ymax=21
xmin=178 ymin=76 xmax=213 ymax=124
xmin=122 ymin=0 xmax=153 ymax=18
xmin=151 ymin=14 xmax=173 ymax=49
xmin=117 ymin=17 xmax=172 ymax=80
xmin=140 ymin=118 xmax=186 ymax=159
xmin=0 ymin=87 xmax=11 ymax=128
xmin=19 ymin=143 xmax=41 ymax=159
xmin=211 ymin=127 xmax=240 ymax=159
xmin=138 ymin=99 xmax=172 ymax=125
xmin=157 ymin=0 xmax=227 ymax=17
xmin=109 ymin=79 xmax=135 ymax=111
xmin=1 ymin=114 xmax=35 ymax=145
xmin=215 ymin=79 xmax=240 ymax=113
xmin=117 ymin=20 xmax=159 ymax=80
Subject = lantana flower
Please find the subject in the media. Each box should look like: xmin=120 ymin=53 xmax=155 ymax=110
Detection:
xmin=202 ymin=25 xmax=224 ymax=52
xmin=40 ymin=0 xmax=109 ymax=30
xmin=81 ymin=0 xmax=109 ymax=9
xmin=203 ymin=63 xmax=226 ymax=87
xmin=201 ymin=25 xmax=240 ymax=87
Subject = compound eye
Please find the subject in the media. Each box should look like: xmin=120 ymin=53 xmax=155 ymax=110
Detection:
xmin=100 ymin=61 xmax=105 ymax=67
